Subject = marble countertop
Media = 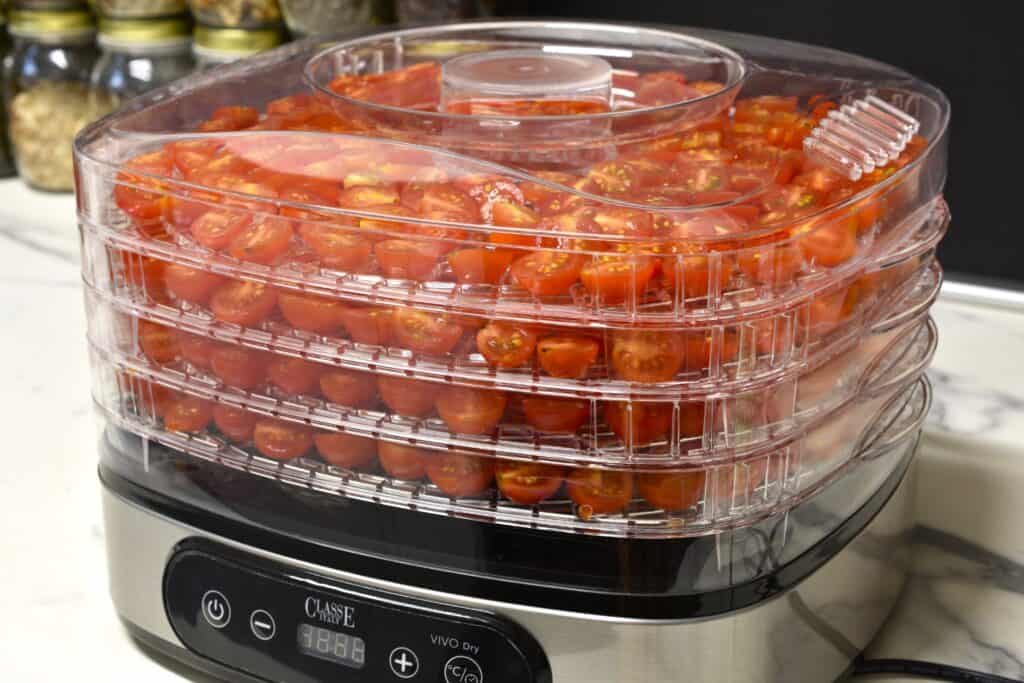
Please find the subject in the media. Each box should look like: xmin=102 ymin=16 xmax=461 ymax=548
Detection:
xmin=1 ymin=179 xmax=1022 ymax=682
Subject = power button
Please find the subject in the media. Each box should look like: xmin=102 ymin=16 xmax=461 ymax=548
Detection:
xmin=201 ymin=590 xmax=231 ymax=629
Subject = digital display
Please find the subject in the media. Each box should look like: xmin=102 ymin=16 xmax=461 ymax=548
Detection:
xmin=296 ymin=623 xmax=366 ymax=669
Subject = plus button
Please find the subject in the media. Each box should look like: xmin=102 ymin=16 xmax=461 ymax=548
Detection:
xmin=389 ymin=646 xmax=420 ymax=679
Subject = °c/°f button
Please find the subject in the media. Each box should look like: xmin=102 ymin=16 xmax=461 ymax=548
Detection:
xmin=444 ymin=655 xmax=484 ymax=683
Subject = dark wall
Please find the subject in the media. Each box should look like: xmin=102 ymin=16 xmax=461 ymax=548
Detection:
xmin=519 ymin=1 xmax=1024 ymax=283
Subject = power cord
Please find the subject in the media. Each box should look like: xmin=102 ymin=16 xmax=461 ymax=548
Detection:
xmin=854 ymin=657 xmax=1023 ymax=682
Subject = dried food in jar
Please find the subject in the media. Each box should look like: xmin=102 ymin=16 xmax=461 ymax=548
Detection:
xmin=188 ymin=0 xmax=282 ymax=28
xmin=93 ymin=0 xmax=187 ymax=17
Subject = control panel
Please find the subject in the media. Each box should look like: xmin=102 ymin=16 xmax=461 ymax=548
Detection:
xmin=164 ymin=540 xmax=549 ymax=683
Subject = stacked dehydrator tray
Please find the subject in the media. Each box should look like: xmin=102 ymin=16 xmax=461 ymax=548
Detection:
xmin=76 ymin=22 xmax=949 ymax=683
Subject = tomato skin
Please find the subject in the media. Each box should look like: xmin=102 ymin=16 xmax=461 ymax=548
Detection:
xmin=299 ymin=225 xmax=373 ymax=272
xmin=426 ymin=454 xmax=495 ymax=498
xmin=204 ymin=105 xmax=259 ymax=130
xmin=580 ymin=255 xmax=658 ymax=304
xmin=521 ymin=397 xmax=589 ymax=433
xmin=495 ymin=462 xmax=566 ymax=505
xmin=164 ymin=264 xmax=226 ymax=304
xmin=609 ymin=331 xmax=685 ymax=383
xmin=377 ymin=376 xmax=435 ymax=417
xmin=797 ymin=220 xmax=858 ymax=268
xmin=277 ymin=290 xmax=344 ymax=334
xmin=391 ymin=309 xmax=465 ymax=355
xmin=177 ymin=332 xmax=218 ymax=371
xmin=210 ymin=346 xmax=270 ymax=390
xmin=314 ymin=432 xmax=377 ymax=469
xmin=163 ymin=396 xmax=214 ymax=433
xmin=683 ymin=330 xmax=739 ymax=374
xmin=604 ymin=402 xmax=674 ymax=447
xmin=637 ymin=470 xmax=706 ymax=511
xmin=319 ymin=369 xmax=377 ymax=408
xmin=123 ymin=255 xmax=170 ymax=302
xmin=190 ymin=209 xmax=251 ymax=251
xmin=212 ymin=404 xmax=257 ymax=442
xmin=420 ymin=184 xmax=479 ymax=222
xmin=377 ymin=442 xmax=428 ymax=480
xmin=536 ymin=336 xmax=600 ymax=379
xmin=661 ymin=251 xmax=735 ymax=300
xmin=253 ymin=419 xmax=314 ymax=460
xmin=375 ymin=239 xmax=441 ymax=280
xmin=114 ymin=149 xmax=173 ymax=230
xmin=510 ymin=251 xmax=585 ymax=297
xmin=138 ymin=320 xmax=180 ymax=364
xmin=228 ymin=216 xmax=294 ymax=265
xmin=266 ymin=356 xmax=324 ymax=396
xmin=209 ymin=280 xmax=278 ymax=327
xmin=736 ymin=242 xmax=803 ymax=288
xmin=447 ymin=248 xmax=517 ymax=285
xmin=567 ymin=468 xmax=634 ymax=516
xmin=476 ymin=323 xmax=537 ymax=369
xmin=435 ymin=386 xmax=507 ymax=435
xmin=338 ymin=306 xmax=394 ymax=346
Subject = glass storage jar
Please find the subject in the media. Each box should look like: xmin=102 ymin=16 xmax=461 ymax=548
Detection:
xmin=9 ymin=1 xmax=86 ymax=9
xmin=278 ymin=0 xmax=389 ymax=37
xmin=186 ymin=0 xmax=281 ymax=29
xmin=0 ymin=11 xmax=17 ymax=178
xmin=87 ymin=0 xmax=188 ymax=19
xmin=191 ymin=24 xmax=281 ymax=68
xmin=395 ymin=0 xmax=494 ymax=23
xmin=92 ymin=16 xmax=193 ymax=114
xmin=3 ymin=9 xmax=102 ymax=191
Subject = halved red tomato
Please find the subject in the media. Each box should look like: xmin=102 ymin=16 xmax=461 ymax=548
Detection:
xmin=420 ymin=183 xmax=478 ymax=222
xmin=319 ymin=369 xmax=377 ymax=408
xmin=314 ymin=432 xmax=377 ymax=469
xmin=391 ymin=309 xmax=465 ymax=355
xmin=567 ymin=468 xmax=634 ymax=516
xmin=163 ymin=263 xmax=225 ymax=304
xmin=580 ymin=255 xmax=657 ymax=304
xmin=736 ymin=242 xmax=803 ymax=288
xmin=253 ymin=418 xmax=313 ymax=460
xmin=338 ymin=306 xmax=394 ymax=346
xmin=447 ymin=248 xmax=517 ymax=285
xmin=190 ymin=209 xmax=251 ymax=251
xmin=377 ymin=441 xmax=428 ymax=480
xmin=267 ymin=356 xmax=324 ymax=396
xmin=377 ymin=376 xmax=435 ymax=417
xmin=163 ymin=396 xmax=214 ymax=433
xmin=177 ymin=332 xmax=219 ymax=371
xmin=609 ymin=331 xmax=684 ymax=383
xmin=138 ymin=320 xmax=180 ymax=364
xmin=299 ymin=225 xmax=373 ymax=272
xmin=510 ymin=251 xmax=585 ymax=297
xmin=488 ymin=200 xmax=541 ymax=247
xmin=435 ymin=386 xmax=507 ymax=435
xmin=637 ymin=470 xmax=707 ymax=511
xmin=476 ymin=323 xmax=537 ymax=369
xmin=168 ymin=138 xmax=221 ymax=175
xmin=683 ymin=330 xmax=740 ymax=374
xmin=495 ymin=461 xmax=566 ymax=505
xmin=338 ymin=184 xmax=401 ymax=208
xmin=212 ymin=404 xmax=257 ymax=442
xmin=113 ymin=149 xmax=173 ymax=231
xmin=375 ymin=239 xmax=442 ymax=280
xmin=209 ymin=346 xmax=270 ymax=390
xmin=209 ymin=280 xmax=278 ymax=327
xmin=521 ymin=397 xmax=589 ymax=433
xmin=228 ymin=216 xmax=294 ymax=265
xmin=277 ymin=290 xmax=344 ymax=334
xmin=635 ymin=70 xmax=691 ymax=106
xmin=426 ymin=454 xmax=495 ymax=498
xmin=796 ymin=219 xmax=858 ymax=269
xmin=604 ymin=402 xmax=673 ymax=447
xmin=661 ymin=250 xmax=735 ymax=300
xmin=536 ymin=336 xmax=600 ymax=379
xmin=202 ymin=105 xmax=259 ymax=131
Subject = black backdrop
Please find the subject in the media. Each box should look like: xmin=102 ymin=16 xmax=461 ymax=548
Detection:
xmin=508 ymin=1 xmax=1024 ymax=284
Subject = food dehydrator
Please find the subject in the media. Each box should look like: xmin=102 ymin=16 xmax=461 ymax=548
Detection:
xmin=75 ymin=22 xmax=949 ymax=683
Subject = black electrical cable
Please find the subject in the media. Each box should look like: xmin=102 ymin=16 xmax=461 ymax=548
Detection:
xmin=854 ymin=657 xmax=1023 ymax=683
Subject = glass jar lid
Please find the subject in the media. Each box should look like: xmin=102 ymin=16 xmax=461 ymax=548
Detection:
xmin=193 ymin=24 xmax=283 ymax=56
xmin=7 ymin=8 xmax=94 ymax=38
xmin=97 ymin=16 xmax=192 ymax=50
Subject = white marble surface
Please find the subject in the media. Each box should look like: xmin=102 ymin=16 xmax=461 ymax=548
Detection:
xmin=0 ymin=177 xmax=1022 ymax=682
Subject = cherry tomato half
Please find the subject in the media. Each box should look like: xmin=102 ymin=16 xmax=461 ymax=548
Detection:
xmin=447 ymin=248 xmax=518 ymax=285
xmin=190 ymin=209 xmax=251 ymax=251
xmin=209 ymin=280 xmax=278 ymax=327
xmin=521 ymin=397 xmax=589 ymax=433
xmin=138 ymin=319 xmax=180 ymax=364
xmin=426 ymin=454 xmax=495 ymax=498
xmin=377 ymin=441 xmax=429 ymax=480
xmin=253 ymin=418 xmax=313 ymax=460
xmin=164 ymin=263 xmax=225 ymax=305
xmin=536 ymin=336 xmax=600 ymax=379
xmin=277 ymin=290 xmax=344 ymax=334
xmin=435 ymin=386 xmax=507 ymax=435
xmin=375 ymin=239 xmax=442 ymax=280
xmin=314 ymin=432 xmax=377 ymax=469
xmin=567 ymin=468 xmax=634 ymax=516
xmin=177 ymin=332 xmax=218 ymax=371
xmin=267 ymin=356 xmax=324 ymax=396
xmin=604 ymin=402 xmax=674 ymax=447
xmin=476 ymin=323 xmax=537 ymax=369
xmin=510 ymin=252 xmax=585 ymax=297
xmin=495 ymin=461 xmax=566 ymax=505
xmin=580 ymin=255 xmax=658 ymax=305
xmin=377 ymin=376 xmax=435 ymax=417
xmin=610 ymin=331 xmax=685 ymax=383
xmin=163 ymin=396 xmax=214 ymax=433
xmin=212 ymin=404 xmax=257 ymax=443
xmin=228 ymin=216 xmax=294 ymax=265
xmin=319 ymin=369 xmax=377 ymax=409
xmin=338 ymin=306 xmax=394 ymax=346
xmin=637 ymin=470 xmax=707 ymax=511
xmin=391 ymin=309 xmax=465 ymax=356
xmin=300 ymin=225 xmax=373 ymax=272
xmin=210 ymin=346 xmax=270 ymax=390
